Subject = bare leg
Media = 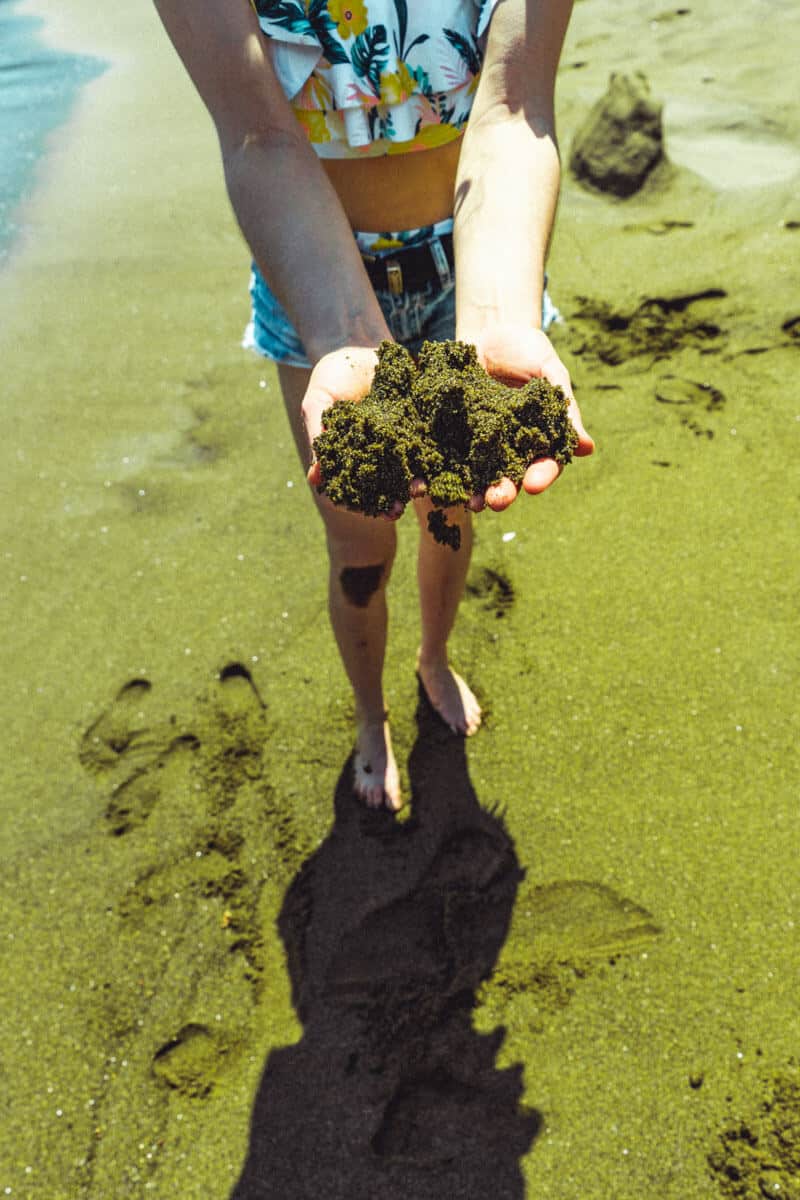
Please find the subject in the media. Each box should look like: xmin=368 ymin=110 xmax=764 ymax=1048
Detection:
xmin=413 ymin=498 xmax=482 ymax=736
xmin=278 ymin=364 xmax=401 ymax=809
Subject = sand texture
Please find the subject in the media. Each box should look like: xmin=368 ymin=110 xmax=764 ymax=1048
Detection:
xmin=1 ymin=0 xmax=799 ymax=1196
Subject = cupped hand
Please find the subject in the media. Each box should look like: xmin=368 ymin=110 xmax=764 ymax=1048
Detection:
xmin=470 ymin=323 xmax=595 ymax=512
xmin=303 ymin=345 xmax=405 ymax=519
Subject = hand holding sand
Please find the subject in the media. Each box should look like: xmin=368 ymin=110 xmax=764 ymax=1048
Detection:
xmin=311 ymin=338 xmax=589 ymax=548
xmin=303 ymin=345 xmax=407 ymax=520
xmin=472 ymin=324 xmax=595 ymax=510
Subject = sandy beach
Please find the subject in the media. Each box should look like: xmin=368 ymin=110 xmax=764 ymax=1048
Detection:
xmin=1 ymin=0 xmax=798 ymax=1196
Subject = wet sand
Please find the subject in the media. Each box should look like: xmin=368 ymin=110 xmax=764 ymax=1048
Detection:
xmin=1 ymin=0 xmax=799 ymax=1196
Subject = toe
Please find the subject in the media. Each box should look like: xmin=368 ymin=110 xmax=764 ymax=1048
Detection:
xmin=353 ymin=725 xmax=402 ymax=812
xmin=466 ymin=711 xmax=482 ymax=736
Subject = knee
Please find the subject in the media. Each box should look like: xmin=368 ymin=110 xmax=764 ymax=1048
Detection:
xmin=323 ymin=512 xmax=397 ymax=606
xmin=337 ymin=561 xmax=389 ymax=608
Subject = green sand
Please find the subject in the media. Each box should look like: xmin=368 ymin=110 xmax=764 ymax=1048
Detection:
xmin=1 ymin=0 xmax=799 ymax=1196
xmin=313 ymin=339 xmax=577 ymax=547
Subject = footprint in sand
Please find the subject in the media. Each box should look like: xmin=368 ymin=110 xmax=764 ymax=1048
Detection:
xmin=79 ymin=662 xmax=269 ymax=834
xmin=103 ymin=732 xmax=201 ymax=836
xmin=80 ymin=678 xmax=161 ymax=771
xmin=215 ymin=661 xmax=266 ymax=715
xmin=201 ymin=662 xmax=269 ymax=809
xmin=152 ymin=1023 xmax=232 ymax=1099
xmin=80 ymin=678 xmax=200 ymax=834
xmin=519 ymin=879 xmax=662 ymax=960
xmin=480 ymin=879 xmax=662 ymax=1018
xmin=72 ymin=661 xmax=288 ymax=1171
xmin=655 ymin=374 xmax=726 ymax=439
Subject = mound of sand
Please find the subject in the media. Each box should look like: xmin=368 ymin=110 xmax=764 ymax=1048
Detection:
xmin=569 ymin=72 xmax=664 ymax=197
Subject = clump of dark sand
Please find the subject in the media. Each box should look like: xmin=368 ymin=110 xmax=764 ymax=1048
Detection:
xmin=569 ymin=72 xmax=665 ymax=197
xmin=708 ymin=1065 xmax=800 ymax=1198
xmin=313 ymin=340 xmax=578 ymax=550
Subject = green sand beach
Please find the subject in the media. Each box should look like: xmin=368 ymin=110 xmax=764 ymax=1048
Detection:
xmin=1 ymin=1 xmax=798 ymax=1196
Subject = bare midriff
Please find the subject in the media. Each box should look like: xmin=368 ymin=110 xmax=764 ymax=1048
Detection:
xmin=322 ymin=135 xmax=462 ymax=232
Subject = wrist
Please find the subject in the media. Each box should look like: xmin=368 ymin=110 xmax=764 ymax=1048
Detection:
xmin=456 ymin=311 xmax=544 ymax=352
xmin=304 ymin=311 xmax=393 ymax=364
xmin=455 ymin=280 xmax=545 ymax=348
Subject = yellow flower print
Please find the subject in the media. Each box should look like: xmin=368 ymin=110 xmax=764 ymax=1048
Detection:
xmin=387 ymin=124 xmax=462 ymax=154
xmin=294 ymin=72 xmax=334 ymax=112
xmin=379 ymin=60 xmax=415 ymax=107
xmin=293 ymin=108 xmax=331 ymax=143
xmin=328 ymin=0 xmax=368 ymax=39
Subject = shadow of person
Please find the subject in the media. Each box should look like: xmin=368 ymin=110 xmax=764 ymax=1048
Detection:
xmin=231 ymin=687 xmax=541 ymax=1199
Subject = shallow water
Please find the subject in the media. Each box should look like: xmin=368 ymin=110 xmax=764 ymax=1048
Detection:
xmin=0 ymin=0 xmax=104 ymax=262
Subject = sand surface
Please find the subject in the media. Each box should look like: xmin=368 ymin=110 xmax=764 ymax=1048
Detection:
xmin=1 ymin=0 xmax=799 ymax=1196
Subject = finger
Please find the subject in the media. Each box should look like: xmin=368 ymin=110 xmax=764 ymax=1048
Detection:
xmin=485 ymin=476 xmax=518 ymax=511
xmin=566 ymin=397 xmax=595 ymax=457
xmin=382 ymin=499 xmax=405 ymax=521
xmin=301 ymin=392 xmax=327 ymax=449
xmin=522 ymin=458 xmax=561 ymax=494
xmin=307 ymin=461 xmax=322 ymax=487
xmin=468 ymin=493 xmax=486 ymax=513
xmin=410 ymin=477 xmax=427 ymax=499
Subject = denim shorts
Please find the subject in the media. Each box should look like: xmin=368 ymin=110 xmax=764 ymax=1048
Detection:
xmin=242 ymin=217 xmax=560 ymax=368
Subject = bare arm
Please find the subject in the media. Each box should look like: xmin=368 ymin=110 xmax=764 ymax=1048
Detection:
xmin=152 ymin=0 xmax=390 ymax=361
xmin=453 ymin=0 xmax=593 ymax=505
xmin=454 ymin=0 xmax=572 ymax=341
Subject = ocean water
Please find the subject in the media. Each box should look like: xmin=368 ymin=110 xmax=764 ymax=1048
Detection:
xmin=0 ymin=0 xmax=105 ymax=264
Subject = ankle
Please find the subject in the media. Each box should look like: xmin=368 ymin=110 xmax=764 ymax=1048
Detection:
xmin=417 ymin=646 xmax=448 ymax=672
xmin=355 ymin=702 xmax=389 ymax=729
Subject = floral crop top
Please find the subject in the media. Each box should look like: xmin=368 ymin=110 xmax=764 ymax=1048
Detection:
xmin=253 ymin=0 xmax=501 ymax=157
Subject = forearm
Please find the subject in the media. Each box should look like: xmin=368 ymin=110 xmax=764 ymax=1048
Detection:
xmin=453 ymin=0 xmax=573 ymax=345
xmin=223 ymin=128 xmax=390 ymax=362
xmin=454 ymin=108 xmax=561 ymax=343
xmin=152 ymin=0 xmax=389 ymax=362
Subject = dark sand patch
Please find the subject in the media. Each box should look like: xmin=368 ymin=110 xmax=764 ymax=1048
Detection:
xmin=566 ymin=289 xmax=728 ymax=367
xmin=709 ymin=1064 xmax=800 ymax=1198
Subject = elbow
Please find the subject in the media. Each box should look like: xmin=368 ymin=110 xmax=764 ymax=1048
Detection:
xmin=220 ymin=120 xmax=308 ymax=197
xmin=221 ymin=120 xmax=306 ymax=171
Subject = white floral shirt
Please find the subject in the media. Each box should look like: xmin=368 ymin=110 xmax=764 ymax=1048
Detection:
xmin=253 ymin=0 xmax=501 ymax=156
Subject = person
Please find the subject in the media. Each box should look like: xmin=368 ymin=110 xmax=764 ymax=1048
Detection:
xmin=152 ymin=0 xmax=594 ymax=812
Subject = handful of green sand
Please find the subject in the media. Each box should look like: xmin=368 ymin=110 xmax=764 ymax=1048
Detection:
xmin=313 ymin=339 xmax=578 ymax=550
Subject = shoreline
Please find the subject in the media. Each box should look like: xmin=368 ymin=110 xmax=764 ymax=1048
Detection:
xmin=13 ymin=0 xmax=129 ymax=65
xmin=0 ymin=0 xmax=107 ymax=268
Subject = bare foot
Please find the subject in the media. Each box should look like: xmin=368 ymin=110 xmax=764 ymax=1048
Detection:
xmin=353 ymin=715 xmax=402 ymax=811
xmin=416 ymin=655 xmax=482 ymax=736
